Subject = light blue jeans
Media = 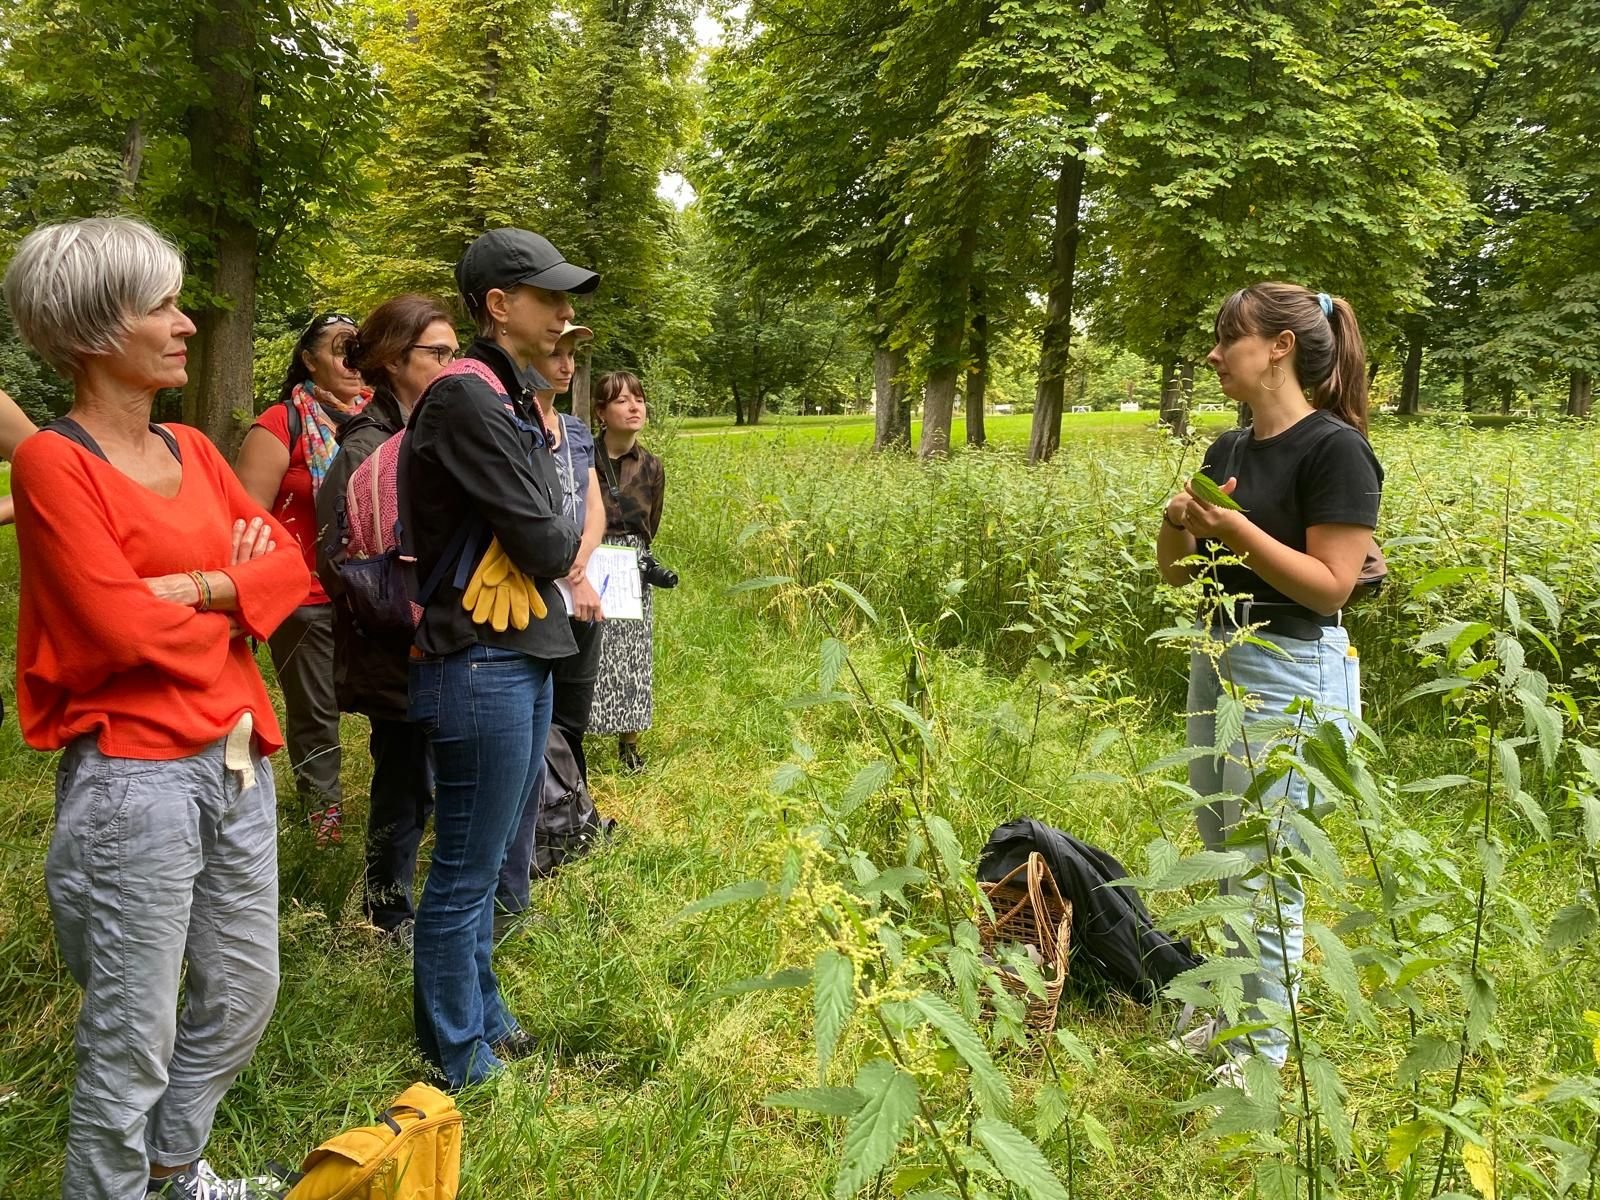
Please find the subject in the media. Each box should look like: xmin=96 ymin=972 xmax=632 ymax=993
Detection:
xmin=46 ymin=736 xmax=279 ymax=1200
xmin=1186 ymin=622 xmax=1360 ymax=1066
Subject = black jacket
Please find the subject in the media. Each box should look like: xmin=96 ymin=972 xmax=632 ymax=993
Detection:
xmin=315 ymin=394 xmax=411 ymax=720
xmin=402 ymin=340 xmax=581 ymax=661
xmin=978 ymin=818 xmax=1204 ymax=1002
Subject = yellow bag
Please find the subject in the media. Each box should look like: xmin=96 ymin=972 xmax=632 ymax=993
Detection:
xmin=284 ymin=1083 xmax=462 ymax=1200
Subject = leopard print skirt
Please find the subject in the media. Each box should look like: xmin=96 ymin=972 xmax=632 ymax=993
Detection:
xmin=588 ymin=533 xmax=653 ymax=735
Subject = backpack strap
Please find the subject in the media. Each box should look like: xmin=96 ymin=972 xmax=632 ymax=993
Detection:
xmin=397 ymin=354 xmax=511 ymax=606
xmin=424 ymin=356 xmax=508 ymax=399
xmin=284 ymin=396 xmax=302 ymax=446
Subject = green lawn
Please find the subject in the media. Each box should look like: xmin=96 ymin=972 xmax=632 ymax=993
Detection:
xmin=671 ymin=409 xmax=1237 ymax=445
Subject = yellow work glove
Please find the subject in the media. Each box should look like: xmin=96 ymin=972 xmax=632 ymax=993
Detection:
xmin=461 ymin=538 xmax=549 ymax=632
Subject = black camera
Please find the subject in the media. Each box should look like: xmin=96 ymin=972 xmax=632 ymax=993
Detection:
xmin=638 ymin=551 xmax=679 ymax=590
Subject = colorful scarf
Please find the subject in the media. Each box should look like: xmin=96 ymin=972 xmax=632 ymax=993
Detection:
xmin=291 ymin=382 xmax=370 ymax=496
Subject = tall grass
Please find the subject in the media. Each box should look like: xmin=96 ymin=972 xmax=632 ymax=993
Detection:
xmin=0 ymin=417 xmax=1596 ymax=1197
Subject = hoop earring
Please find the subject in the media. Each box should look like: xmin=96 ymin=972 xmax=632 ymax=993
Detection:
xmin=1262 ymin=362 xmax=1287 ymax=392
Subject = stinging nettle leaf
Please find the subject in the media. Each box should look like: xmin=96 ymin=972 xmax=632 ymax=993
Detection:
xmin=814 ymin=949 xmax=856 ymax=1084
xmin=842 ymin=760 xmax=895 ymax=812
xmin=832 ymin=1060 xmax=919 ymax=1200
xmin=973 ymin=1117 xmax=1070 ymax=1200
xmin=911 ymin=992 xmax=1011 ymax=1118
xmin=766 ymin=1086 xmax=866 ymax=1117
xmin=1385 ymin=1119 xmax=1440 ymax=1172
xmin=820 ymin=636 xmax=848 ymax=695
xmin=675 ymin=878 xmax=769 ymax=922
xmin=1543 ymin=904 xmax=1596 ymax=953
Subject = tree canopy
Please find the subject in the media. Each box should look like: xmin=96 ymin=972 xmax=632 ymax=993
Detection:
xmin=0 ymin=0 xmax=1595 ymax=436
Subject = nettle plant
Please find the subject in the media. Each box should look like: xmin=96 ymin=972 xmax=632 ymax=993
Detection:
xmin=1136 ymin=474 xmax=1600 ymax=1198
xmin=681 ymin=579 xmax=1104 ymax=1200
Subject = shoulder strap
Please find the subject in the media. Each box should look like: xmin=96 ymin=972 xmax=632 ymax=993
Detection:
xmin=43 ymin=416 xmax=105 ymax=460
xmin=284 ymin=396 xmax=302 ymax=445
xmin=151 ymin=424 xmax=182 ymax=463
xmin=44 ymin=417 xmax=182 ymax=464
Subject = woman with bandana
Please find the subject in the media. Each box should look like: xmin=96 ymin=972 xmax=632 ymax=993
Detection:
xmin=236 ymin=312 xmax=371 ymax=844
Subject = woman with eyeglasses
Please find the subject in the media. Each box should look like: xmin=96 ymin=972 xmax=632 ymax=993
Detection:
xmin=314 ymin=295 xmax=459 ymax=948
xmin=235 ymin=311 xmax=370 ymax=845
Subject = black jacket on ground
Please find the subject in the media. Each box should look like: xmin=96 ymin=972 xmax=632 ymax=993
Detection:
xmin=977 ymin=817 xmax=1204 ymax=1003
xmin=315 ymin=393 xmax=412 ymax=720
xmin=402 ymin=339 xmax=581 ymax=661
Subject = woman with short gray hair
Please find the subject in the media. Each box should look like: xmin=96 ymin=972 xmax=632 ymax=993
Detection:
xmin=4 ymin=216 xmax=309 ymax=1200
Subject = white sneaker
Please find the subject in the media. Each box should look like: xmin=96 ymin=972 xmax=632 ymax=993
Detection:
xmin=148 ymin=1159 xmax=284 ymax=1200
xmin=1206 ymin=1058 xmax=1249 ymax=1092
xmin=1166 ymin=1006 xmax=1227 ymax=1063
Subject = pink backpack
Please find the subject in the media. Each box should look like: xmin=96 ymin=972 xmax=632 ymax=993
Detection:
xmin=329 ymin=359 xmax=506 ymax=632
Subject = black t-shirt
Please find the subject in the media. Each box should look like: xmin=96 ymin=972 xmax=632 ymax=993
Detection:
xmin=1197 ymin=411 xmax=1383 ymax=604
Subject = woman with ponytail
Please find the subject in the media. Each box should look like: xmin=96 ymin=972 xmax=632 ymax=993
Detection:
xmin=236 ymin=312 xmax=371 ymax=844
xmin=1155 ymin=282 xmax=1383 ymax=1085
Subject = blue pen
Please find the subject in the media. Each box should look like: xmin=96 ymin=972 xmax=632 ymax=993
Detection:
xmin=599 ymin=574 xmax=610 ymax=599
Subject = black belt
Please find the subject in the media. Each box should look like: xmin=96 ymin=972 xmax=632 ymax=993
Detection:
xmin=1211 ymin=600 xmax=1339 ymax=642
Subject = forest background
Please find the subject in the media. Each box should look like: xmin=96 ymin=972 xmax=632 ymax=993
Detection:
xmin=0 ymin=0 xmax=1596 ymax=459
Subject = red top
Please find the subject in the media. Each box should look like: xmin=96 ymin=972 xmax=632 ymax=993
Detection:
xmin=253 ymin=402 xmax=328 ymax=605
xmin=11 ymin=423 xmax=310 ymax=759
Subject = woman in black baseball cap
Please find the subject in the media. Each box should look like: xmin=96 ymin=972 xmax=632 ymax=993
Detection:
xmin=402 ymin=228 xmax=598 ymax=1088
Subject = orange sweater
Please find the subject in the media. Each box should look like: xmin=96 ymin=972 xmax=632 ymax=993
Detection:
xmin=11 ymin=423 xmax=310 ymax=759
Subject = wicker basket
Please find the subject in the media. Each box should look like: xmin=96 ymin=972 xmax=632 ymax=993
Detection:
xmin=977 ymin=852 xmax=1072 ymax=1035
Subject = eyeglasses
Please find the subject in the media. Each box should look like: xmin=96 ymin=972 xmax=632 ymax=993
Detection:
xmin=410 ymin=344 xmax=458 ymax=365
xmin=315 ymin=312 xmax=357 ymax=329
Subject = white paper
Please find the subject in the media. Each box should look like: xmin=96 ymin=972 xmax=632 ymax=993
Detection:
xmin=554 ymin=543 xmax=644 ymax=620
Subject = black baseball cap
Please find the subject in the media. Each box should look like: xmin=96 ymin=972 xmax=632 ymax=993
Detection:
xmin=455 ymin=229 xmax=600 ymax=312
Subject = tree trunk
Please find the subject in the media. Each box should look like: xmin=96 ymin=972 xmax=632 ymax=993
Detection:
xmin=751 ymin=388 xmax=767 ymax=426
xmin=921 ymin=138 xmax=986 ymax=460
xmin=571 ymin=354 xmax=593 ymax=423
xmin=119 ymin=119 xmax=145 ymax=198
xmin=922 ymin=326 xmax=962 ymax=460
xmin=183 ymin=0 xmax=258 ymax=453
xmin=873 ymin=343 xmax=909 ymax=450
xmin=1159 ymin=358 xmax=1188 ymax=439
xmin=965 ymin=286 xmax=988 ymax=448
xmin=1028 ymin=149 xmax=1088 ymax=464
xmin=1462 ymin=367 xmax=1475 ymax=412
xmin=1399 ymin=328 xmax=1423 ymax=415
xmin=1498 ymin=378 xmax=1515 ymax=415
xmin=731 ymin=382 xmax=745 ymax=425
xmin=1567 ymin=369 xmax=1592 ymax=418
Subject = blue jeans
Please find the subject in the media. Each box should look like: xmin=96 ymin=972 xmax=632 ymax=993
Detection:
xmin=1186 ymin=623 xmax=1360 ymax=1066
xmin=409 ymin=645 xmax=553 ymax=1088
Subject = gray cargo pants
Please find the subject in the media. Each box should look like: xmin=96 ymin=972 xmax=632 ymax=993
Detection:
xmin=46 ymin=736 xmax=279 ymax=1200
xmin=266 ymin=603 xmax=343 ymax=813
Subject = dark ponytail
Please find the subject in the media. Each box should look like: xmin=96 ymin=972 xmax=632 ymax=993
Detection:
xmin=1214 ymin=283 xmax=1370 ymax=436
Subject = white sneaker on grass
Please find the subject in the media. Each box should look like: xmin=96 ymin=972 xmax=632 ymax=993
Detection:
xmin=1206 ymin=1057 xmax=1250 ymax=1092
xmin=147 ymin=1159 xmax=284 ymax=1200
xmin=1166 ymin=1005 xmax=1228 ymax=1063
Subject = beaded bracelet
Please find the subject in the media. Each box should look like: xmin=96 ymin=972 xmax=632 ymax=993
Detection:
xmin=189 ymin=570 xmax=213 ymax=611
